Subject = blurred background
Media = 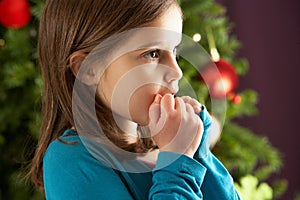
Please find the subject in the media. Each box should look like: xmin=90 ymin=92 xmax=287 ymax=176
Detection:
xmin=0 ymin=0 xmax=299 ymax=199
xmin=217 ymin=0 xmax=300 ymax=199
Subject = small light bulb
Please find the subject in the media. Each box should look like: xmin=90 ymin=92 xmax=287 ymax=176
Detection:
xmin=215 ymin=78 xmax=231 ymax=94
xmin=210 ymin=48 xmax=220 ymax=62
xmin=193 ymin=33 xmax=201 ymax=42
xmin=0 ymin=39 xmax=5 ymax=47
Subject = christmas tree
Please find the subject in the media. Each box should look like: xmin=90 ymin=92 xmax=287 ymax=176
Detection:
xmin=178 ymin=0 xmax=287 ymax=198
xmin=0 ymin=0 xmax=287 ymax=199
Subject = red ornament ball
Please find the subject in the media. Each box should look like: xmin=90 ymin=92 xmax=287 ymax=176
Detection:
xmin=0 ymin=0 xmax=31 ymax=28
xmin=200 ymin=59 xmax=239 ymax=98
xmin=228 ymin=93 xmax=242 ymax=104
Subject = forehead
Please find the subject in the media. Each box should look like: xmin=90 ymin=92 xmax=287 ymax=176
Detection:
xmin=124 ymin=5 xmax=183 ymax=51
xmin=147 ymin=4 xmax=183 ymax=34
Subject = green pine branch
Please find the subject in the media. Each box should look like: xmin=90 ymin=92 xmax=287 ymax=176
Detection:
xmin=213 ymin=122 xmax=282 ymax=181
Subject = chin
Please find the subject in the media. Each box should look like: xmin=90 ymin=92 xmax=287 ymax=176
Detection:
xmin=138 ymin=120 xmax=149 ymax=127
xmin=133 ymin=115 xmax=149 ymax=126
xmin=129 ymin=99 xmax=152 ymax=126
xmin=130 ymin=109 xmax=150 ymax=126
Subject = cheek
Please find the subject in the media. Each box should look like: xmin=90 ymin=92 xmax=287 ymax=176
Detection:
xmin=129 ymin=84 xmax=160 ymax=125
xmin=96 ymin=77 xmax=113 ymax=109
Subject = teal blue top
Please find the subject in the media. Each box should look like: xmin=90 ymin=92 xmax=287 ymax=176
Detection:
xmin=43 ymin=107 xmax=240 ymax=199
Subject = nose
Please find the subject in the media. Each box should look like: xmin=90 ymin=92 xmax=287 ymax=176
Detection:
xmin=163 ymin=52 xmax=183 ymax=83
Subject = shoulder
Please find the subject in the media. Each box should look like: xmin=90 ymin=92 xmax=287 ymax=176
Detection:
xmin=43 ymin=130 xmax=128 ymax=199
xmin=44 ymin=130 xmax=88 ymax=163
xmin=44 ymin=129 xmax=113 ymax=179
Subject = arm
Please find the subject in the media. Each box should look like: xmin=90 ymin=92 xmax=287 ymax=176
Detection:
xmin=148 ymin=94 xmax=206 ymax=199
xmin=194 ymin=106 xmax=241 ymax=200
xmin=148 ymin=95 xmax=240 ymax=199
xmin=150 ymin=152 xmax=206 ymax=200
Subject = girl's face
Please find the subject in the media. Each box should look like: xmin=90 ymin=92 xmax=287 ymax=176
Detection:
xmin=97 ymin=5 xmax=183 ymax=126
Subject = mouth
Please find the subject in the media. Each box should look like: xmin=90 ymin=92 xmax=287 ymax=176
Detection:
xmin=159 ymin=88 xmax=178 ymax=97
xmin=170 ymin=88 xmax=179 ymax=96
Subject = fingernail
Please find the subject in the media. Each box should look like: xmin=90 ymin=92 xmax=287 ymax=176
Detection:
xmin=154 ymin=94 xmax=161 ymax=103
xmin=194 ymin=106 xmax=202 ymax=113
xmin=154 ymin=94 xmax=159 ymax=103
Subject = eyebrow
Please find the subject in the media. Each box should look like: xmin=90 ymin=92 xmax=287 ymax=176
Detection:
xmin=136 ymin=40 xmax=181 ymax=50
xmin=137 ymin=41 xmax=166 ymax=49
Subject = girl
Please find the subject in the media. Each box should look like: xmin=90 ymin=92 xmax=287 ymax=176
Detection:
xmin=30 ymin=0 xmax=241 ymax=199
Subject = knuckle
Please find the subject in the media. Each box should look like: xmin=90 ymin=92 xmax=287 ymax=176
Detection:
xmin=164 ymin=93 xmax=173 ymax=99
xmin=174 ymin=96 xmax=182 ymax=103
xmin=192 ymin=114 xmax=200 ymax=125
xmin=181 ymin=96 xmax=189 ymax=101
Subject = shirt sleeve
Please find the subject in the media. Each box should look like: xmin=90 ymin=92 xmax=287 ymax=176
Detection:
xmin=149 ymin=106 xmax=241 ymax=200
xmin=149 ymin=152 xmax=207 ymax=200
xmin=194 ymin=106 xmax=241 ymax=200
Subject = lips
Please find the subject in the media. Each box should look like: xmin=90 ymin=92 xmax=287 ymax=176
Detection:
xmin=159 ymin=88 xmax=178 ymax=97
xmin=170 ymin=88 xmax=179 ymax=96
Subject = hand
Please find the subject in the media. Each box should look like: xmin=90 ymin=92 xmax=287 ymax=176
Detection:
xmin=180 ymin=96 xmax=202 ymax=114
xmin=148 ymin=94 xmax=204 ymax=158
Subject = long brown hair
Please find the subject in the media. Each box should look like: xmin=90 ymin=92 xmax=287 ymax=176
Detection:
xmin=29 ymin=0 xmax=180 ymax=190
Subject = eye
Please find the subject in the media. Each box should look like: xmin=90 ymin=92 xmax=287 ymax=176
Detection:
xmin=144 ymin=49 xmax=161 ymax=61
xmin=173 ymin=47 xmax=177 ymax=56
xmin=173 ymin=47 xmax=179 ymax=60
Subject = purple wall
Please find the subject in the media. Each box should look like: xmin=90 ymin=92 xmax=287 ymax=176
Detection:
xmin=216 ymin=0 xmax=300 ymax=199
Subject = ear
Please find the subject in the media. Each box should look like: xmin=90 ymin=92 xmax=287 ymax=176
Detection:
xmin=69 ymin=51 xmax=100 ymax=86
xmin=69 ymin=51 xmax=87 ymax=76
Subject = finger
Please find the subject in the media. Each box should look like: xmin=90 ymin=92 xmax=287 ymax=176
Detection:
xmin=193 ymin=105 xmax=202 ymax=114
xmin=185 ymin=103 xmax=194 ymax=114
xmin=181 ymin=96 xmax=202 ymax=113
xmin=175 ymin=97 xmax=185 ymax=114
xmin=161 ymin=94 xmax=175 ymax=112
xmin=149 ymin=94 xmax=162 ymax=124
xmin=181 ymin=96 xmax=193 ymax=104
